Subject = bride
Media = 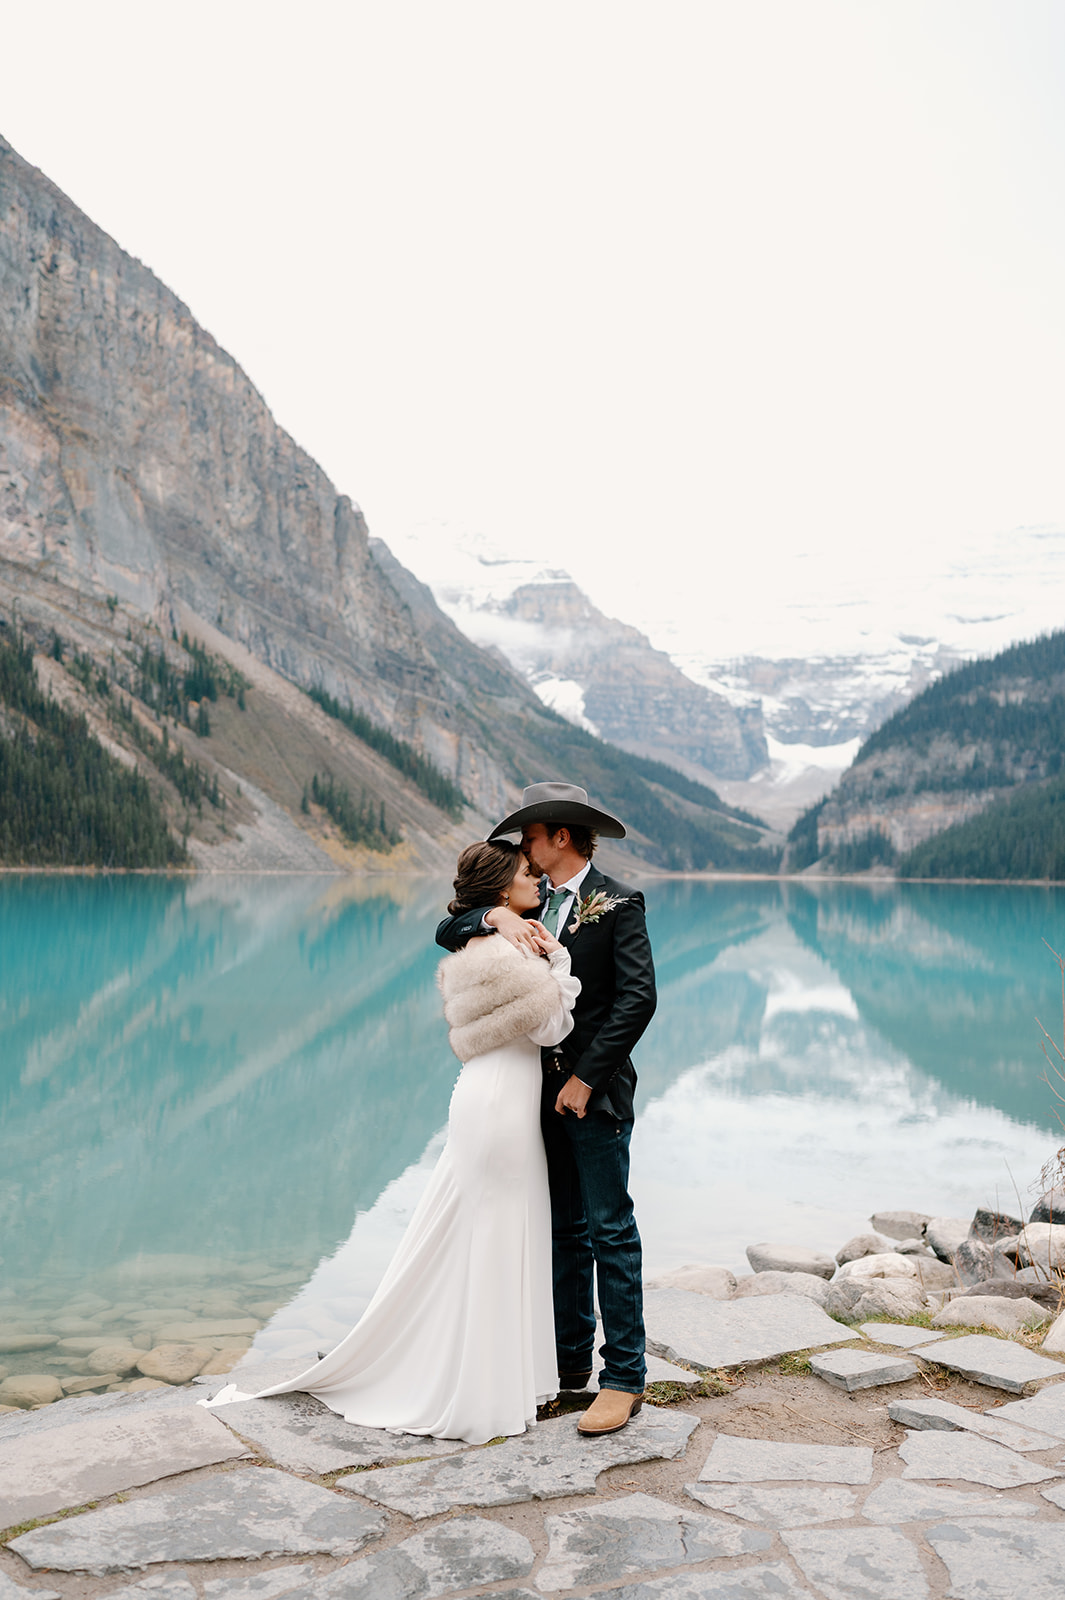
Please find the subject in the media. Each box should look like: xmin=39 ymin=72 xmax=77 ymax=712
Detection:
xmin=207 ymin=839 xmax=579 ymax=1445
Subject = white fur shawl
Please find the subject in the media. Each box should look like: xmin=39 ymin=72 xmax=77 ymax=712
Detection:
xmin=436 ymin=937 xmax=561 ymax=1061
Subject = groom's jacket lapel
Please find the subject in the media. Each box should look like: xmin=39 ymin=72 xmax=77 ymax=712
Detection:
xmin=557 ymin=865 xmax=605 ymax=950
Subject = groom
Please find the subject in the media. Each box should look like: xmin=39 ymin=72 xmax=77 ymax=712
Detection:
xmin=436 ymin=782 xmax=656 ymax=1435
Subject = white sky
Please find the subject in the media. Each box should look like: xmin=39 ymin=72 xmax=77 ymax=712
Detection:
xmin=4 ymin=1 xmax=1065 ymax=657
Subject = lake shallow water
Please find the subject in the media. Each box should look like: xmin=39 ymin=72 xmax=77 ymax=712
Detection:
xmin=1 ymin=873 xmax=1063 ymax=1370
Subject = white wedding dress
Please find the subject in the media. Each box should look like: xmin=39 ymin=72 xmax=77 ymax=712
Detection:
xmin=208 ymin=943 xmax=579 ymax=1445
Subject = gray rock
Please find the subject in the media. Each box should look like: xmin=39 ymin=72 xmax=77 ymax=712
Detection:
xmin=730 ymin=1272 xmax=828 ymax=1305
xmin=1016 ymin=1222 xmax=1065 ymax=1271
xmin=861 ymin=1478 xmax=1039 ymax=1522
xmin=898 ymin=1428 xmax=1061 ymax=1487
xmin=782 ymin=1526 xmax=931 ymax=1600
xmin=909 ymin=1255 xmax=958 ymax=1291
xmin=870 ymin=1210 xmax=930 ymax=1241
xmin=955 ymin=1277 xmax=1061 ymax=1309
xmin=952 ymin=1237 xmax=993 ymax=1285
xmin=645 ymin=1265 xmax=737 ymax=1299
xmin=925 ymin=1216 xmax=971 ymax=1262
xmin=809 ymin=1348 xmax=917 ymax=1391
xmin=698 ymin=1434 xmax=873 ymax=1484
xmin=135 ymin=1343 xmax=213 ymax=1383
xmin=745 ymin=1243 xmax=835 ymax=1279
xmin=892 ymin=1238 xmax=933 ymax=1255
xmin=887 ymin=1393 xmax=1062 ymax=1451
xmin=0 ymin=1577 xmax=62 ymax=1600
xmin=643 ymin=1354 xmax=704 ymax=1387
xmin=0 ymin=1374 xmax=62 ymax=1408
xmin=536 ymin=1493 xmax=771 ymax=1590
xmin=684 ymin=1483 xmax=857 ymax=1527
xmin=0 ymin=1399 xmax=248 ymax=1525
xmin=0 ymin=1381 xmax=200 ymax=1444
xmin=644 ymin=1288 xmax=852 ymax=1369
xmin=310 ymin=1516 xmax=532 ymax=1600
xmin=926 ymin=1520 xmax=1065 ymax=1597
xmin=857 ymin=1322 xmax=942 ymax=1348
xmin=931 ymin=1295 xmax=1049 ymax=1335
xmin=9 ymin=1468 xmax=387 ymax=1573
xmin=991 ymin=1384 xmax=1065 ymax=1438
xmin=917 ymin=1332 xmax=1065 ymax=1391
xmin=835 ymin=1252 xmax=918 ymax=1282
xmin=339 ymin=1406 xmax=698 ymax=1518
xmin=991 ymin=1236 xmax=1022 ymax=1275
xmin=823 ymin=1277 xmax=927 ymax=1323
xmin=575 ymin=1568 xmax=815 ymax=1600
xmin=834 ymin=1233 xmax=897 ymax=1265
xmin=97 ymin=1576 xmax=199 ymax=1600
xmin=213 ymin=1390 xmax=465 ymax=1474
xmin=1043 ymin=1308 xmax=1065 ymax=1353
xmin=201 ymin=1573 xmax=316 ymax=1600
xmin=1042 ymin=1480 xmax=1065 ymax=1509
xmin=970 ymin=1206 xmax=1024 ymax=1244
xmin=1030 ymin=1185 xmax=1065 ymax=1225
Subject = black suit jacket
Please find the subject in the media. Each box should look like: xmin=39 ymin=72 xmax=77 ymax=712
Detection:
xmin=435 ymin=865 xmax=657 ymax=1120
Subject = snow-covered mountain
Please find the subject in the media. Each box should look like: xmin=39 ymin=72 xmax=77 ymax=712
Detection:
xmin=384 ymin=527 xmax=768 ymax=782
xmin=385 ymin=522 xmax=1065 ymax=830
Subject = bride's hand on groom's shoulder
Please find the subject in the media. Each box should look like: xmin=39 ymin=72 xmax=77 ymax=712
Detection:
xmin=484 ymin=905 xmax=542 ymax=953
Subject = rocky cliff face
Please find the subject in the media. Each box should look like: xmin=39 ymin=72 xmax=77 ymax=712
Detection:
xmin=501 ymin=580 xmax=767 ymax=780
xmin=0 ymin=134 xmax=508 ymax=812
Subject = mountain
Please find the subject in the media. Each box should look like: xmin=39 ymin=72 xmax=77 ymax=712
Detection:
xmin=384 ymin=528 xmax=767 ymax=782
xmin=787 ymin=628 xmax=1065 ymax=878
xmin=0 ymin=134 xmax=777 ymax=873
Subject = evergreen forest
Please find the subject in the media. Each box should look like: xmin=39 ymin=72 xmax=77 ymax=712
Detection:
xmin=0 ymin=625 xmax=181 ymax=868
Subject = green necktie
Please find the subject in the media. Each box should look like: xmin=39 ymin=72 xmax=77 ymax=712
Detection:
xmin=541 ymin=889 xmax=569 ymax=935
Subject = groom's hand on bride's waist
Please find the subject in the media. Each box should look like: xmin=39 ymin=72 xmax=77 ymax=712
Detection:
xmin=484 ymin=905 xmax=543 ymax=953
xmin=555 ymin=1075 xmax=593 ymax=1119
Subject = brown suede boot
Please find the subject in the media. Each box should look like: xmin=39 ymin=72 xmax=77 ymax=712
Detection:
xmin=577 ymin=1388 xmax=644 ymax=1436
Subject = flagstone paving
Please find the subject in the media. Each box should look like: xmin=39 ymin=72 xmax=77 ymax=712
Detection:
xmin=925 ymin=1519 xmax=1065 ymax=1598
xmin=898 ymin=1429 xmax=1063 ymax=1488
xmin=698 ymin=1437 xmax=874 ymax=1485
xmin=916 ymin=1333 xmax=1065 ymax=1392
xmin=535 ymin=1494 xmax=772 ymax=1590
xmin=682 ymin=1486 xmax=858 ymax=1528
xmin=808 ymin=1348 xmax=917 ymax=1392
xmin=887 ymin=1392 xmax=1063 ymax=1450
xmin=336 ymin=1407 xmax=700 ymax=1517
xmin=210 ymin=1391 xmax=465 ymax=1475
xmin=644 ymin=1292 xmax=853 ymax=1371
xmin=8 ymin=1471 xmax=389 ymax=1574
xmin=5 ymin=1286 xmax=1065 ymax=1600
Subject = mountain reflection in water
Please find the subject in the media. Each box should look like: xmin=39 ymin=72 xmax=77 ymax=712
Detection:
xmin=1 ymin=874 xmax=1061 ymax=1355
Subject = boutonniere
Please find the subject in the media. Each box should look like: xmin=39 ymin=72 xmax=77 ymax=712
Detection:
xmin=568 ymin=890 xmax=628 ymax=935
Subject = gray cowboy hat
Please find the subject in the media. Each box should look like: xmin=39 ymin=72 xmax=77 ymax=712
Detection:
xmin=487 ymin=782 xmax=627 ymax=841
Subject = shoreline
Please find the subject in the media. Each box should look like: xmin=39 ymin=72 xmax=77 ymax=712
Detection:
xmin=4 ymin=864 xmax=1065 ymax=887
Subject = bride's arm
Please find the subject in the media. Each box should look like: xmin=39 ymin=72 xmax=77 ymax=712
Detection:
xmin=525 ymin=946 xmax=581 ymax=1045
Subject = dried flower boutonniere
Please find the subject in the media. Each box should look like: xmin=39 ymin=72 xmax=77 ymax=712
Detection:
xmin=568 ymin=890 xmax=628 ymax=936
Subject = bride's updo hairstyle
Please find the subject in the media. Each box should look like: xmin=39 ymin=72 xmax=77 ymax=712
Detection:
xmin=448 ymin=840 xmax=522 ymax=915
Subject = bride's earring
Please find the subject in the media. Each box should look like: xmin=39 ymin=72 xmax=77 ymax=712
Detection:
xmin=503 ymin=892 xmax=510 ymax=905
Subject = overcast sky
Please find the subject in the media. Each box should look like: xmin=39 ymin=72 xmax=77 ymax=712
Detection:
xmin=4 ymin=1 xmax=1065 ymax=657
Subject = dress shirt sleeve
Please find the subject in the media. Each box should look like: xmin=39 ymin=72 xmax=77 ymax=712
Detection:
xmin=524 ymin=947 xmax=581 ymax=1046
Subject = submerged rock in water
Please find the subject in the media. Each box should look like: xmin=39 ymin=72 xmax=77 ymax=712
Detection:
xmin=0 ymin=1374 xmax=64 ymax=1408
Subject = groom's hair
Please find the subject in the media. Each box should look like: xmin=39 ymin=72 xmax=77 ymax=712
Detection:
xmin=546 ymin=823 xmax=598 ymax=860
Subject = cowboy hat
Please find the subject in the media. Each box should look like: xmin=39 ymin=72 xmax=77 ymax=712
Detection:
xmin=487 ymin=782 xmax=627 ymax=841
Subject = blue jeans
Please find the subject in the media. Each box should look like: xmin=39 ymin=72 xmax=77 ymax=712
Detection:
xmin=541 ymin=1102 xmax=646 ymax=1394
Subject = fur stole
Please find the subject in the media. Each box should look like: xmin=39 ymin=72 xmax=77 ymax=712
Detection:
xmin=436 ymin=936 xmax=559 ymax=1061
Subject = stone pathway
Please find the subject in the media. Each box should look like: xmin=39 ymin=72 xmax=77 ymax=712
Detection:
xmin=3 ymin=1298 xmax=1065 ymax=1600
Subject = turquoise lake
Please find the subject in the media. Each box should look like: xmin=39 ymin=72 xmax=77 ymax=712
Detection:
xmin=2 ymin=873 xmax=1063 ymax=1365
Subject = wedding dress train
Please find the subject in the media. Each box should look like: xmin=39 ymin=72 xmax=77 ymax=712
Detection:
xmin=208 ymin=941 xmax=578 ymax=1445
